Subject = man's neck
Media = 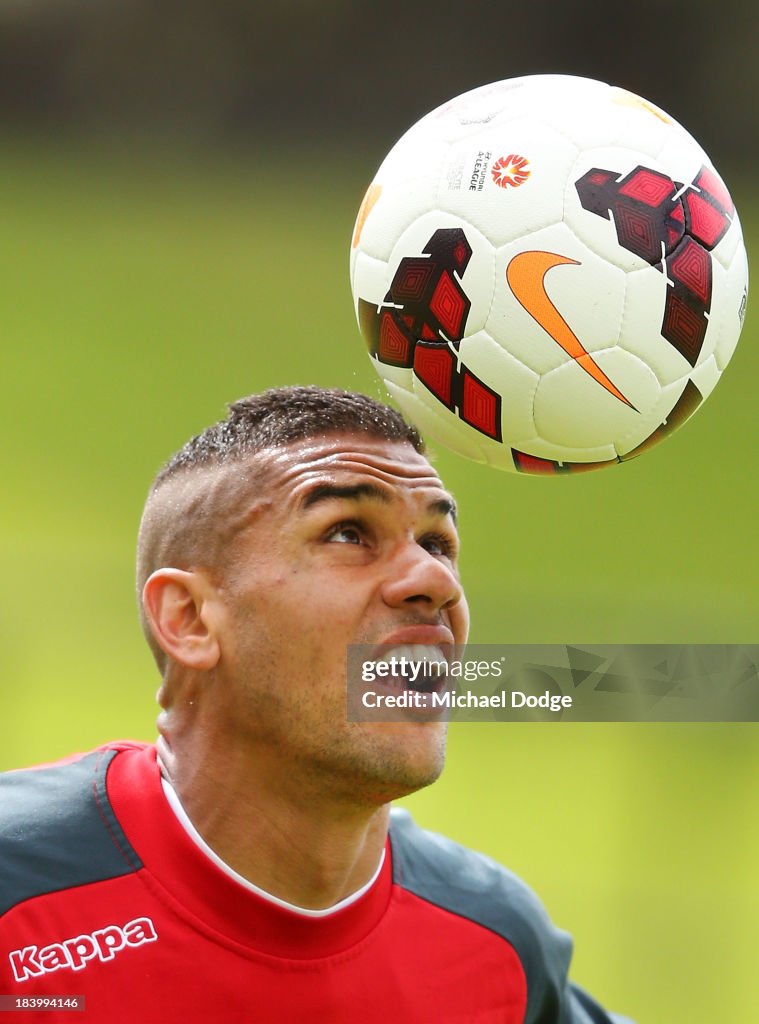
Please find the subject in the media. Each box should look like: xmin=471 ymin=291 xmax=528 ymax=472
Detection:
xmin=156 ymin=734 xmax=390 ymax=911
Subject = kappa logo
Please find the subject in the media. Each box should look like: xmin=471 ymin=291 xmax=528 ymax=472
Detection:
xmin=9 ymin=916 xmax=158 ymax=983
xmin=506 ymin=250 xmax=636 ymax=409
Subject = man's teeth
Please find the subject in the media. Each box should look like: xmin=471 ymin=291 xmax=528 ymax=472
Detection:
xmin=375 ymin=645 xmax=448 ymax=677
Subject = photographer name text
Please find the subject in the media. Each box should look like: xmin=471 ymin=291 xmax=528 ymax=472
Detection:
xmin=361 ymin=689 xmax=572 ymax=712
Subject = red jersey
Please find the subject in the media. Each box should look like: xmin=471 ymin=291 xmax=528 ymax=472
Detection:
xmin=0 ymin=744 xmax=632 ymax=1023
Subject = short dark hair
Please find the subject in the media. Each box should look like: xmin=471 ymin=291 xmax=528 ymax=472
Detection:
xmin=153 ymin=385 xmax=424 ymax=490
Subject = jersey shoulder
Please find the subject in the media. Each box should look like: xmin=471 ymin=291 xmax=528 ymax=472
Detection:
xmin=389 ymin=808 xmax=573 ymax=1019
xmin=0 ymin=745 xmax=144 ymax=917
xmin=389 ymin=807 xmax=571 ymax=956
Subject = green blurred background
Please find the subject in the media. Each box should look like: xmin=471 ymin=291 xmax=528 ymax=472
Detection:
xmin=1 ymin=3 xmax=757 ymax=1022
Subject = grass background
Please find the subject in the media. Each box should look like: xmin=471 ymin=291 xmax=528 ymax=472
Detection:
xmin=0 ymin=142 xmax=756 ymax=1023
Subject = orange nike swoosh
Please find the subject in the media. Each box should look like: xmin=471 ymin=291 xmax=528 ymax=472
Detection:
xmin=506 ymin=250 xmax=636 ymax=410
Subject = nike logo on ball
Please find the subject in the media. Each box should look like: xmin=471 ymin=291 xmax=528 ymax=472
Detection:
xmin=506 ymin=250 xmax=635 ymax=410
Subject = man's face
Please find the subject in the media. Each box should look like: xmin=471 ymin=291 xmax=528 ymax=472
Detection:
xmin=207 ymin=432 xmax=469 ymax=806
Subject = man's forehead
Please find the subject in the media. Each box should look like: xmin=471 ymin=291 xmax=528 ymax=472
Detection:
xmin=257 ymin=434 xmax=447 ymax=493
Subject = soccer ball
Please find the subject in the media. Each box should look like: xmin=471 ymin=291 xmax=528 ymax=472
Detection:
xmin=349 ymin=75 xmax=748 ymax=474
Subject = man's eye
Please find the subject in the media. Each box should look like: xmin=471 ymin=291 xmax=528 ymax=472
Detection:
xmin=326 ymin=523 xmax=363 ymax=545
xmin=421 ymin=533 xmax=455 ymax=558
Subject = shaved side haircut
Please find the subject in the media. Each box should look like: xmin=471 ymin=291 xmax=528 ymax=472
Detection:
xmin=137 ymin=386 xmax=424 ymax=671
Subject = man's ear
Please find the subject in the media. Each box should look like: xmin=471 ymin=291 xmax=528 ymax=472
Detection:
xmin=142 ymin=568 xmax=221 ymax=671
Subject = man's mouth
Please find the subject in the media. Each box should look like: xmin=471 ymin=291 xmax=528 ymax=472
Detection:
xmin=371 ymin=644 xmax=449 ymax=694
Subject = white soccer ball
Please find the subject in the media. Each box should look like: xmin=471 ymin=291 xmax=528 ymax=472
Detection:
xmin=349 ymin=75 xmax=748 ymax=474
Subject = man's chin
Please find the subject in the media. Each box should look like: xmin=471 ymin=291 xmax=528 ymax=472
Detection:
xmin=351 ymin=723 xmax=448 ymax=805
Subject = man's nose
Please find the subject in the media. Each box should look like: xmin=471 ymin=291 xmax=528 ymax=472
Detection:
xmin=380 ymin=542 xmax=465 ymax=616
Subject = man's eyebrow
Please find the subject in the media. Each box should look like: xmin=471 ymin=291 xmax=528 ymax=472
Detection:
xmin=428 ymin=497 xmax=457 ymax=525
xmin=301 ymin=483 xmax=392 ymax=510
xmin=300 ymin=483 xmax=457 ymax=523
